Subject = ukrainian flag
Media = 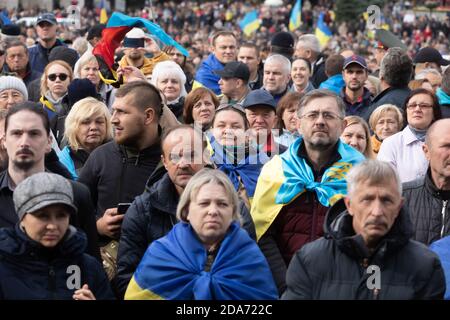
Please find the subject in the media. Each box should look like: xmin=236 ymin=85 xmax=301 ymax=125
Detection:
xmin=99 ymin=0 xmax=108 ymax=24
xmin=250 ymin=137 xmax=364 ymax=241
xmin=289 ymin=0 xmax=302 ymax=32
xmin=239 ymin=10 xmax=261 ymax=37
xmin=315 ymin=12 xmax=332 ymax=49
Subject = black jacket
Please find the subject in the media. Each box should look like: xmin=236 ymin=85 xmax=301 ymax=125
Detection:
xmin=115 ymin=171 xmax=257 ymax=298
xmin=403 ymin=170 xmax=450 ymax=245
xmin=310 ymin=54 xmax=328 ymax=88
xmin=282 ymin=199 xmax=446 ymax=300
xmin=0 ymin=170 xmax=100 ymax=261
xmin=78 ymin=141 xmax=161 ymax=244
xmin=369 ymin=86 xmax=411 ymax=112
xmin=0 ymin=225 xmax=113 ymax=300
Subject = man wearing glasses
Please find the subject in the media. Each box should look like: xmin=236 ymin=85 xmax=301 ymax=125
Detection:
xmin=251 ymin=89 xmax=364 ymax=295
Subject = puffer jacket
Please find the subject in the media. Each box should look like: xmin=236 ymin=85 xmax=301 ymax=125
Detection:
xmin=0 ymin=225 xmax=114 ymax=300
xmin=402 ymin=169 xmax=450 ymax=245
xmin=282 ymin=199 xmax=446 ymax=300
xmin=115 ymin=171 xmax=257 ymax=298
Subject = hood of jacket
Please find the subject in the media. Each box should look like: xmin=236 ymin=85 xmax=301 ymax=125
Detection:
xmin=323 ymin=198 xmax=414 ymax=260
xmin=436 ymin=88 xmax=450 ymax=106
xmin=0 ymin=224 xmax=86 ymax=260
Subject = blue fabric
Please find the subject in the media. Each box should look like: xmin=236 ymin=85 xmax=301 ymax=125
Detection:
xmin=28 ymin=39 xmax=67 ymax=74
xmin=430 ymin=236 xmax=450 ymax=300
xmin=106 ymin=12 xmax=188 ymax=57
xmin=436 ymin=88 xmax=450 ymax=105
xmin=194 ymin=54 xmax=224 ymax=95
xmin=133 ymin=221 xmax=278 ymax=300
xmin=209 ymin=135 xmax=267 ymax=197
xmin=276 ymin=137 xmax=365 ymax=207
xmin=58 ymin=146 xmax=78 ymax=180
xmin=319 ymin=74 xmax=345 ymax=95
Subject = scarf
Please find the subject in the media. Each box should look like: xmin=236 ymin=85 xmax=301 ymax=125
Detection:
xmin=125 ymin=222 xmax=278 ymax=300
xmin=408 ymin=125 xmax=427 ymax=142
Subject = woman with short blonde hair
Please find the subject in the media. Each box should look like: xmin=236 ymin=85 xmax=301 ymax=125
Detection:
xmin=341 ymin=116 xmax=375 ymax=159
xmin=368 ymin=104 xmax=403 ymax=154
xmin=59 ymin=97 xmax=112 ymax=179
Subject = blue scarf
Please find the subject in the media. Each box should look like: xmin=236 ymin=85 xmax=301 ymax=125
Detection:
xmin=276 ymin=137 xmax=365 ymax=207
xmin=128 ymin=222 xmax=278 ymax=300
xmin=209 ymin=136 xmax=268 ymax=197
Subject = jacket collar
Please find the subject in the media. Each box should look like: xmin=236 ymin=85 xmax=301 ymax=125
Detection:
xmin=424 ymin=168 xmax=450 ymax=200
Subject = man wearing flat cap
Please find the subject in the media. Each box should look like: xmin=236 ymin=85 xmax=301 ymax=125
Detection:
xmin=28 ymin=13 xmax=67 ymax=73
xmin=215 ymin=61 xmax=251 ymax=105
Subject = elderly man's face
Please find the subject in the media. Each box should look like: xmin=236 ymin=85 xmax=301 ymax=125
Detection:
xmin=263 ymin=60 xmax=290 ymax=95
xmin=423 ymin=120 xmax=450 ymax=184
xmin=0 ymin=89 xmax=25 ymax=110
xmin=6 ymin=45 xmax=29 ymax=73
xmin=344 ymin=179 xmax=403 ymax=248
xmin=298 ymin=96 xmax=345 ymax=151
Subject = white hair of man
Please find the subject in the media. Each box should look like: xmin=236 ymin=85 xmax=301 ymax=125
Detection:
xmin=415 ymin=68 xmax=442 ymax=80
xmin=296 ymin=34 xmax=321 ymax=54
xmin=264 ymin=54 xmax=291 ymax=76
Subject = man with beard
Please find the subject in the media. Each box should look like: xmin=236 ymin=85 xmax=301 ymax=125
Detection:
xmin=251 ymin=89 xmax=364 ymax=295
xmin=28 ymin=13 xmax=66 ymax=73
xmin=340 ymin=55 xmax=372 ymax=122
xmin=0 ymin=102 xmax=100 ymax=259
xmin=78 ymin=81 xmax=163 ymax=247
xmin=118 ymin=28 xmax=169 ymax=80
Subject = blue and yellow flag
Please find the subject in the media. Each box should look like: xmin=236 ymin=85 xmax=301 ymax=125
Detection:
xmin=239 ymin=10 xmax=261 ymax=37
xmin=315 ymin=12 xmax=332 ymax=49
xmin=99 ymin=0 xmax=108 ymax=24
xmin=250 ymin=137 xmax=364 ymax=241
xmin=289 ymin=0 xmax=302 ymax=32
xmin=125 ymin=222 xmax=278 ymax=300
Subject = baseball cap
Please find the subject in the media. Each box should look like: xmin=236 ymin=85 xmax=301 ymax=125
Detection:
xmin=13 ymin=172 xmax=77 ymax=221
xmin=413 ymin=47 xmax=450 ymax=66
xmin=36 ymin=13 xmax=57 ymax=26
xmin=243 ymin=89 xmax=277 ymax=110
xmin=123 ymin=28 xmax=145 ymax=48
xmin=343 ymin=55 xmax=368 ymax=70
xmin=214 ymin=61 xmax=250 ymax=82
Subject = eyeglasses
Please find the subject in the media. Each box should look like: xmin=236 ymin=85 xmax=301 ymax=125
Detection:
xmin=300 ymin=111 xmax=343 ymax=121
xmin=47 ymin=73 xmax=69 ymax=81
xmin=406 ymin=102 xmax=433 ymax=110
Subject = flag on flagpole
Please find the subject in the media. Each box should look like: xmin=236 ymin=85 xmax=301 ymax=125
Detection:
xmin=239 ymin=10 xmax=261 ymax=37
xmin=0 ymin=10 xmax=12 ymax=26
xmin=289 ymin=0 xmax=302 ymax=32
xmin=100 ymin=0 xmax=108 ymax=24
xmin=315 ymin=12 xmax=332 ymax=49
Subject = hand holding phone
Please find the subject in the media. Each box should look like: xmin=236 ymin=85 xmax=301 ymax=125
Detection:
xmin=117 ymin=203 xmax=132 ymax=215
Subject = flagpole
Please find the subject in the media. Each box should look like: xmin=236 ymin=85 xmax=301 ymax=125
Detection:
xmin=148 ymin=0 xmax=155 ymax=23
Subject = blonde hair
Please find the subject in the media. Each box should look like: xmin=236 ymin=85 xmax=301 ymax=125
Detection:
xmin=176 ymin=169 xmax=241 ymax=224
xmin=368 ymin=104 xmax=404 ymax=133
xmin=40 ymin=60 xmax=74 ymax=97
xmin=63 ymin=97 xmax=112 ymax=150
xmin=343 ymin=116 xmax=376 ymax=159
xmin=74 ymin=51 xmax=98 ymax=79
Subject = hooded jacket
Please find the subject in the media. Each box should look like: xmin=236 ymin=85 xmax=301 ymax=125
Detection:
xmin=282 ymin=199 xmax=445 ymax=300
xmin=436 ymin=88 xmax=450 ymax=119
xmin=402 ymin=169 xmax=450 ymax=245
xmin=0 ymin=225 xmax=114 ymax=300
xmin=194 ymin=53 xmax=224 ymax=95
xmin=115 ymin=171 xmax=257 ymax=298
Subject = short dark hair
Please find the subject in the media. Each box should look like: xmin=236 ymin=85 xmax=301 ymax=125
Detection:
xmin=276 ymin=91 xmax=303 ymax=129
xmin=404 ymin=88 xmax=442 ymax=125
xmin=6 ymin=40 xmax=28 ymax=54
xmin=325 ymin=54 xmax=344 ymax=77
xmin=183 ymin=87 xmax=219 ymax=125
xmin=115 ymin=81 xmax=162 ymax=119
xmin=5 ymin=102 xmax=50 ymax=135
xmin=239 ymin=42 xmax=260 ymax=58
xmin=292 ymin=57 xmax=311 ymax=73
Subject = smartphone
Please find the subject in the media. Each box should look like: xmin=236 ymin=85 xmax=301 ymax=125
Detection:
xmin=117 ymin=203 xmax=132 ymax=215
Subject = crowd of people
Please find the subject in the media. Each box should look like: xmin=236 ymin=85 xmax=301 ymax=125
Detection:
xmin=0 ymin=0 xmax=450 ymax=300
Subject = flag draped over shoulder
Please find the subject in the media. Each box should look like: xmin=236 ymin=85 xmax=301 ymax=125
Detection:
xmin=315 ymin=12 xmax=332 ymax=49
xmin=92 ymin=12 xmax=188 ymax=87
xmin=250 ymin=137 xmax=365 ymax=241
xmin=289 ymin=0 xmax=302 ymax=32
xmin=239 ymin=10 xmax=261 ymax=37
xmin=125 ymin=222 xmax=278 ymax=300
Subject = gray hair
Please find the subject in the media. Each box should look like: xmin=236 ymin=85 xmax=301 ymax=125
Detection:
xmin=379 ymin=48 xmax=413 ymax=87
xmin=176 ymin=169 xmax=241 ymax=224
xmin=296 ymin=34 xmax=321 ymax=53
xmin=150 ymin=60 xmax=187 ymax=99
xmin=347 ymin=160 xmax=402 ymax=197
xmin=74 ymin=51 xmax=97 ymax=79
xmin=415 ymin=68 xmax=442 ymax=80
xmin=442 ymin=66 xmax=450 ymax=95
xmin=297 ymin=89 xmax=346 ymax=118
xmin=264 ymin=54 xmax=291 ymax=76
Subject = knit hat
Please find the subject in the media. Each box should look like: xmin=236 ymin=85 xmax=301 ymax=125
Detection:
xmin=0 ymin=24 xmax=21 ymax=42
xmin=270 ymin=31 xmax=295 ymax=59
xmin=0 ymin=76 xmax=28 ymax=100
xmin=13 ymin=172 xmax=77 ymax=221
xmin=67 ymin=78 xmax=100 ymax=107
xmin=48 ymin=46 xmax=79 ymax=70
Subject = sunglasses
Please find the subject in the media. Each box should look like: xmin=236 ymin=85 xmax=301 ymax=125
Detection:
xmin=48 ymin=73 xmax=69 ymax=81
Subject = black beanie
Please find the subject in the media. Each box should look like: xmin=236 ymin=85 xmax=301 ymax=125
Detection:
xmin=67 ymin=79 xmax=100 ymax=107
xmin=271 ymin=32 xmax=295 ymax=49
xmin=49 ymin=46 xmax=79 ymax=70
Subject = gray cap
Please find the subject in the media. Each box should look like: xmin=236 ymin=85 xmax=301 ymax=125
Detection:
xmin=242 ymin=89 xmax=277 ymax=110
xmin=13 ymin=172 xmax=77 ymax=221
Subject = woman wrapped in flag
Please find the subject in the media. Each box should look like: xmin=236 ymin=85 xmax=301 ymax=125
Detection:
xmin=206 ymin=104 xmax=270 ymax=209
xmin=125 ymin=169 xmax=278 ymax=300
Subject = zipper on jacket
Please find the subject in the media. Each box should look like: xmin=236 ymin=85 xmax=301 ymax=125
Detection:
xmin=440 ymin=200 xmax=448 ymax=238
xmin=48 ymin=265 xmax=56 ymax=299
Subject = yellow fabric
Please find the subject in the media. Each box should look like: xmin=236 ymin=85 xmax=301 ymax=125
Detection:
xmin=124 ymin=276 xmax=164 ymax=300
xmin=371 ymin=135 xmax=382 ymax=154
xmin=250 ymin=155 xmax=289 ymax=241
xmin=100 ymin=9 xmax=108 ymax=24
xmin=40 ymin=96 xmax=55 ymax=112
xmin=119 ymin=52 xmax=170 ymax=78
